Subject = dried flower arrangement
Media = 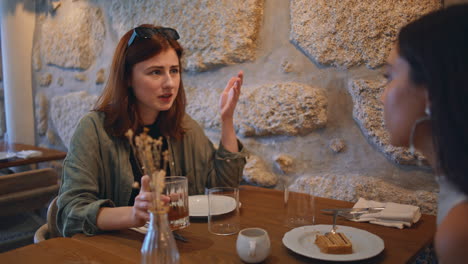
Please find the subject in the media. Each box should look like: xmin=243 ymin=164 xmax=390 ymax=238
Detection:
xmin=126 ymin=128 xmax=170 ymax=213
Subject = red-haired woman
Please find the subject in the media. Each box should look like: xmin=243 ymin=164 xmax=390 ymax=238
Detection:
xmin=57 ymin=25 xmax=247 ymax=237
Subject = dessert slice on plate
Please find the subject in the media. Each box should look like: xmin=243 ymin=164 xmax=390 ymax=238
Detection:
xmin=315 ymin=232 xmax=353 ymax=254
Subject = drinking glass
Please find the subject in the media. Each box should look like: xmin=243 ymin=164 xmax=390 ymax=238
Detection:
xmin=1 ymin=132 xmax=15 ymax=155
xmin=0 ymin=132 xmax=17 ymax=167
xmin=284 ymin=183 xmax=315 ymax=228
xmin=208 ymin=187 xmax=240 ymax=235
xmin=163 ymin=176 xmax=189 ymax=230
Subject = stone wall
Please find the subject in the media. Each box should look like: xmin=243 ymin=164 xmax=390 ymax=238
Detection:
xmin=24 ymin=0 xmax=468 ymax=215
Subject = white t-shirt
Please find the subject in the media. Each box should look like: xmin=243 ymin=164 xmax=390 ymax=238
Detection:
xmin=437 ymin=175 xmax=468 ymax=225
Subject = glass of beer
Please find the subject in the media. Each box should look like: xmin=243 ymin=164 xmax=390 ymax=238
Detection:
xmin=163 ymin=176 xmax=190 ymax=230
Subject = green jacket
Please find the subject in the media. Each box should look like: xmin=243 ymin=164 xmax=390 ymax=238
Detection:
xmin=57 ymin=111 xmax=247 ymax=237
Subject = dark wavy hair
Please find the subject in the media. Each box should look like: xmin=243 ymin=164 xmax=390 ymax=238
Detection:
xmin=398 ymin=4 xmax=468 ymax=194
xmin=94 ymin=24 xmax=186 ymax=139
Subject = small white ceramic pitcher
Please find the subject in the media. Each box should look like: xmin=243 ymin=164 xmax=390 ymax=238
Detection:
xmin=236 ymin=228 xmax=271 ymax=263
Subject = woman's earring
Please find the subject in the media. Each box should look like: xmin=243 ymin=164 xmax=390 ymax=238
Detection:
xmin=408 ymin=106 xmax=431 ymax=156
xmin=424 ymin=105 xmax=431 ymax=116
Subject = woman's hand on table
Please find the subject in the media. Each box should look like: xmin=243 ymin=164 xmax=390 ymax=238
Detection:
xmin=97 ymin=175 xmax=170 ymax=230
xmin=131 ymin=175 xmax=170 ymax=227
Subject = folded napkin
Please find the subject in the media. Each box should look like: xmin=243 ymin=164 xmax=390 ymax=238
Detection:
xmin=350 ymin=197 xmax=421 ymax=229
xmin=16 ymin=150 xmax=43 ymax=159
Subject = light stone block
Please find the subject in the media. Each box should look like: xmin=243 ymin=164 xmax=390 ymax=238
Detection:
xmin=329 ymin=138 xmax=345 ymax=153
xmin=50 ymin=91 xmax=98 ymax=148
xmin=274 ymin=154 xmax=295 ymax=174
xmin=39 ymin=73 xmax=52 ymax=87
xmin=348 ymin=78 xmax=426 ymax=165
xmin=95 ymin=68 xmax=106 ymax=84
xmin=104 ymin=0 xmax=264 ymax=72
xmin=280 ymin=58 xmax=294 ymax=73
xmin=46 ymin=129 xmax=60 ymax=147
xmin=290 ymin=0 xmax=441 ymax=68
xmin=237 ymin=82 xmax=327 ymax=136
xmin=243 ymin=154 xmax=278 ymax=187
xmin=74 ymin=73 xmax=88 ymax=82
xmin=32 ymin=42 xmax=41 ymax=71
xmin=35 ymin=93 xmax=48 ymax=136
xmin=39 ymin=3 xmax=105 ymax=70
xmin=186 ymin=82 xmax=328 ymax=136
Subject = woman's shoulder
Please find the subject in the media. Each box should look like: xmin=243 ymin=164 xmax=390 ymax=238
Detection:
xmin=179 ymin=114 xmax=213 ymax=148
xmin=437 ymin=175 xmax=468 ymax=224
xmin=70 ymin=111 xmax=108 ymax=143
xmin=80 ymin=111 xmax=105 ymax=123
xmin=75 ymin=111 xmax=106 ymax=130
xmin=182 ymin=113 xmax=204 ymax=134
xmin=435 ymin=201 xmax=468 ymax=263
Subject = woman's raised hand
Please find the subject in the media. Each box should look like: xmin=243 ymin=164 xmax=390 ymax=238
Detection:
xmin=220 ymin=71 xmax=243 ymax=122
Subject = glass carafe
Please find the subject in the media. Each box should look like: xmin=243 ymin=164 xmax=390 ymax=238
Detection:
xmin=141 ymin=210 xmax=180 ymax=264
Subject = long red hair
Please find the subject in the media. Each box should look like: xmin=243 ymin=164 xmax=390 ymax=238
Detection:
xmin=94 ymin=24 xmax=186 ymax=139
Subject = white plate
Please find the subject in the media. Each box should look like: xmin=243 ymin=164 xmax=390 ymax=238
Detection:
xmin=282 ymin=225 xmax=384 ymax=261
xmin=0 ymin=152 xmax=16 ymax=161
xmin=188 ymin=195 xmax=237 ymax=217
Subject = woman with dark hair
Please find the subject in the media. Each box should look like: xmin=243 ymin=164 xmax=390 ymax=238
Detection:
xmin=381 ymin=5 xmax=468 ymax=263
xmin=57 ymin=24 xmax=248 ymax=237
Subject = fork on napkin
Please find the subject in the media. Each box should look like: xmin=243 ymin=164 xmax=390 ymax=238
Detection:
xmin=349 ymin=197 xmax=421 ymax=229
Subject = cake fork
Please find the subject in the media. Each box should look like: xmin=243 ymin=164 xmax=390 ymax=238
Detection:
xmin=325 ymin=211 xmax=338 ymax=235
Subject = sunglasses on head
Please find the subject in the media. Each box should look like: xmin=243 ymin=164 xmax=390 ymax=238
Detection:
xmin=127 ymin=27 xmax=180 ymax=47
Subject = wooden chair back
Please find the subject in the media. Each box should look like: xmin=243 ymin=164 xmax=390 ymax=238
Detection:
xmin=0 ymin=168 xmax=59 ymax=217
xmin=47 ymin=196 xmax=61 ymax=238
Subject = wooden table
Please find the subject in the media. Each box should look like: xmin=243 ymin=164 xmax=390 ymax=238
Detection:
xmin=0 ymin=143 xmax=66 ymax=169
xmin=0 ymin=237 xmax=129 ymax=263
xmin=69 ymin=186 xmax=436 ymax=264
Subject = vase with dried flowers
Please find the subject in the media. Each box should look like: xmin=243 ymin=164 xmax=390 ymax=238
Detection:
xmin=126 ymin=128 xmax=180 ymax=264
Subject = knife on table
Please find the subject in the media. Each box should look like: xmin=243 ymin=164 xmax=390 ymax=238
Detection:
xmin=321 ymin=207 xmax=385 ymax=214
xmin=173 ymin=232 xmax=189 ymax=243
